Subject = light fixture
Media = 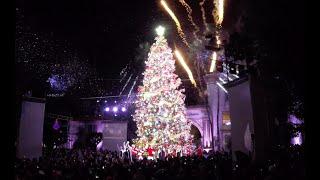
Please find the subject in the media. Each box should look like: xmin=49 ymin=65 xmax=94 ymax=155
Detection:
xmin=105 ymin=107 xmax=110 ymax=112
xmin=113 ymin=107 xmax=118 ymax=112
xmin=121 ymin=107 xmax=126 ymax=112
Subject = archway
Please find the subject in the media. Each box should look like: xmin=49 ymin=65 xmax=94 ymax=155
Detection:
xmin=190 ymin=124 xmax=202 ymax=148
xmin=186 ymin=106 xmax=212 ymax=149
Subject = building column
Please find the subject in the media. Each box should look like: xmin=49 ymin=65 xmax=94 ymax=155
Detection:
xmin=17 ymin=97 xmax=46 ymax=159
xmin=204 ymin=72 xmax=226 ymax=151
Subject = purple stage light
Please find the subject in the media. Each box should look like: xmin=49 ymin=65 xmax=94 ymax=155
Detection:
xmin=289 ymin=115 xmax=303 ymax=124
xmin=105 ymin=107 xmax=110 ymax=112
xmin=121 ymin=107 xmax=126 ymax=112
xmin=291 ymin=134 xmax=302 ymax=145
xmin=97 ymin=100 xmax=100 ymax=103
xmin=113 ymin=107 xmax=118 ymax=112
xmin=53 ymin=119 xmax=60 ymax=130
xmin=288 ymin=115 xmax=303 ymax=145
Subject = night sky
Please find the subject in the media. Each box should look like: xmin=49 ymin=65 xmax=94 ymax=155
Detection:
xmin=16 ymin=0 xmax=246 ymax=77
xmin=15 ymin=0 xmax=304 ymax=123
xmin=16 ymin=0 xmax=303 ymax=99
xmin=16 ymin=0 xmax=165 ymax=77
xmin=15 ymin=0 xmax=241 ymax=100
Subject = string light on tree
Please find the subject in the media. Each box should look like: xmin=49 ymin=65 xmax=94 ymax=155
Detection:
xmin=133 ymin=25 xmax=194 ymax=157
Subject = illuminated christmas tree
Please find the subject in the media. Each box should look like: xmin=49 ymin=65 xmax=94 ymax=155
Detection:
xmin=133 ymin=26 xmax=193 ymax=156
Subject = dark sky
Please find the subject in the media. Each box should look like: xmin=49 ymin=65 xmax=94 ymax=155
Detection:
xmin=16 ymin=0 xmax=303 ymax=86
xmin=16 ymin=0 xmax=167 ymax=77
xmin=17 ymin=0 xmax=305 ymax=94
xmin=15 ymin=0 xmax=304 ymax=112
xmin=14 ymin=0 xmax=252 ymax=101
xmin=16 ymin=0 xmax=246 ymax=78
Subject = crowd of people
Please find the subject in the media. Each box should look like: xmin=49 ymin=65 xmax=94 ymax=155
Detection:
xmin=15 ymin=145 xmax=304 ymax=180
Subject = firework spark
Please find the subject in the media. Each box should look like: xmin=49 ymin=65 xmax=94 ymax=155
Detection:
xmin=178 ymin=0 xmax=200 ymax=41
xmin=127 ymin=76 xmax=139 ymax=100
xmin=160 ymin=0 xmax=190 ymax=48
xmin=174 ymin=49 xmax=197 ymax=87
xmin=119 ymin=74 xmax=133 ymax=95
xmin=216 ymin=35 xmax=221 ymax=46
xmin=209 ymin=51 xmax=217 ymax=72
xmin=213 ymin=0 xmax=224 ymax=25
xmin=119 ymin=64 xmax=129 ymax=83
xmin=199 ymin=0 xmax=209 ymax=32
xmin=15 ymin=18 xmax=110 ymax=97
xmin=119 ymin=70 xmax=128 ymax=83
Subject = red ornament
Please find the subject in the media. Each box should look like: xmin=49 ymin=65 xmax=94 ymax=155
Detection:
xmin=147 ymin=147 xmax=154 ymax=157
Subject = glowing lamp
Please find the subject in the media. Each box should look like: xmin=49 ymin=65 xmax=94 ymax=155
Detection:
xmin=53 ymin=120 xmax=60 ymax=130
xmin=105 ymin=107 xmax=110 ymax=112
xmin=121 ymin=107 xmax=126 ymax=112
xmin=113 ymin=107 xmax=118 ymax=112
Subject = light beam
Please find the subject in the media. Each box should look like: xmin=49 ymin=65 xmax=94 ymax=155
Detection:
xmin=174 ymin=49 xmax=197 ymax=87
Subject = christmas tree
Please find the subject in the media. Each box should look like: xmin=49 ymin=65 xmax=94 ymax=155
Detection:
xmin=133 ymin=26 xmax=193 ymax=156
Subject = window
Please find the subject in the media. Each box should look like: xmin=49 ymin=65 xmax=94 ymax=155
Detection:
xmin=222 ymin=111 xmax=231 ymax=125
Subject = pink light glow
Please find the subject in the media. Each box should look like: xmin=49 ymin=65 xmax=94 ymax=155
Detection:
xmin=291 ymin=133 xmax=302 ymax=145
xmin=289 ymin=115 xmax=303 ymax=145
xmin=96 ymin=141 xmax=103 ymax=150
xmin=289 ymin=115 xmax=303 ymax=124
xmin=53 ymin=120 xmax=60 ymax=130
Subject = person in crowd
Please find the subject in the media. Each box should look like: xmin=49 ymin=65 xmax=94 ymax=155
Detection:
xmin=14 ymin=144 xmax=304 ymax=180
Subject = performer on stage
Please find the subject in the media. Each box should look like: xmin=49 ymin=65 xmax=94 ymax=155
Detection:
xmin=158 ymin=148 xmax=166 ymax=160
xmin=137 ymin=148 xmax=144 ymax=160
xmin=118 ymin=142 xmax=127 ymax=159
xmin=125 ymin=141 xmax=133 ymax=162
xmin=131 ymin=144 xmax=138 ymax=158
xmin=197 ymin=145 xmax=203 ymax=157
xmin=146 ymin=146 xmax=154 ymax=160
